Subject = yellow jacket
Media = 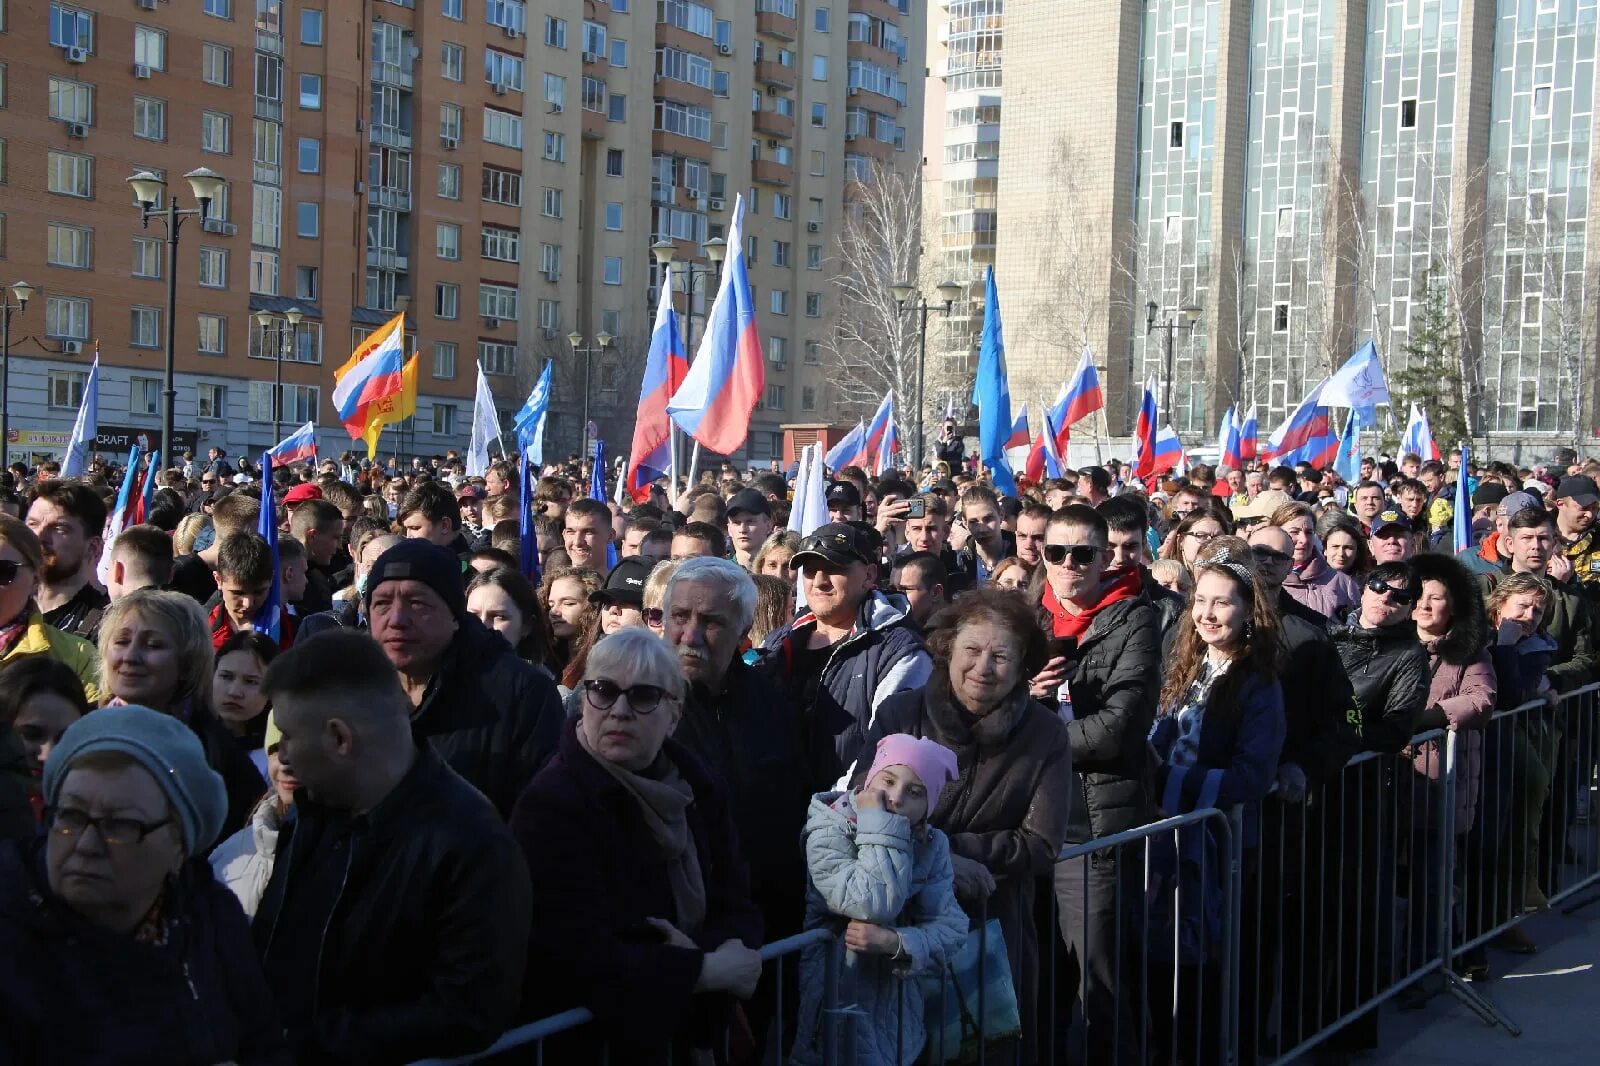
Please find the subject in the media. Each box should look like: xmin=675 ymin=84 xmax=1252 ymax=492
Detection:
xmin=0 ymin=610 xmax=101 ymax=705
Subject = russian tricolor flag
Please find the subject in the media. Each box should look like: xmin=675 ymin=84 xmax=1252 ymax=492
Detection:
xmin=1005 ymin=403 xmax=1031 ymax=451
xmin=627 ymin=265 xmax=690 ymax=501
xmin=1026 ymin=402 xmax=1066 ymax=482
xmin=266 ymin=421 xmax=318 ymax=466
xmin=254 ymin=454 xmax=284 ymax=641
xmin=1238 ymin=403 xmax=1258 ymax=461
xmin=1401 ymin=403 xmax=1441 ymax=460
xmin=1059 ymin=348 xmax=1105 ymax=427
xmin=333 ymin=312 xmax=408 ymax=441
xmin=861 ymin=392 xmax=896 ymax=475
xmin=1132 ymin=377 xmax=1160 ymax=479
xmin=668 ymin=195 xmax=764 ymax=454
xmin=1263 ymin=380 xmax=1339 ymax=468
xmin=95 ymin=444 xmax=145 ymax=585
xmin=824 ymin=420 xmax=866 ymax=471
xmin=1153 ymin=424 xmax=1184 ymax=475
xmin=1217 ymin=405 xmax=1243 ymax=470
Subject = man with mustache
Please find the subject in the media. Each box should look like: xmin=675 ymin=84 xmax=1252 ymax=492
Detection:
xmin=24 ymin=482 xmax=109 ymax=640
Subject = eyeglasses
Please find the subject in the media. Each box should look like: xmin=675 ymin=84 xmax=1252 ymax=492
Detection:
xmin=1365 ymin=575 xmax=1417 ymax=606
xmin=1185 ymin=530 xmax=1222 ymax=543
xmin=200 ymin=478 xmax=216 ymax=486
xmin=0 ymin=559 xmax=28 ymax=586
xmin=1043 ymin=543 xmax=1102 ymax=567
xmin=643 ymin=607 xmax=665 ymax=629
xmin=1250 ymin=546 xmax=1292 ymax=565
xmin=46 ymin=807 xmax=172 ymax=845
xmin=583 ymin=678 xmax=673 ymax=714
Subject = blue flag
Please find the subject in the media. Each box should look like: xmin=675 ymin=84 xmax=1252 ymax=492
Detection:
xmin=513 ymin=360 xmax=554 ymax=465
xmin=1333 ymin=409 xmax=1362 ymax=483
xmin=63 ymin=356 xmax=99 ymax=477
xmin=590 ymin=439 xmax=619 ymax=570
xmin=254 ymin=454 xmax=284 ymax=642
xmin=1453 ymin=443 xmax=1472 ymax=553
xmin=518 ymin=451 xmax=540 ymax=585
xmin=973 ymin=266 xmax=1016 ymax=495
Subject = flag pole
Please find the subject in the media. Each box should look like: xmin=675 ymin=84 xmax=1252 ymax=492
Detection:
xmin=685 ymin=441 xmax=701 ymax=494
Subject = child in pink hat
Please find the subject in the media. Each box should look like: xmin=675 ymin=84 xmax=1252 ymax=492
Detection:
xmin=790 ymin=734 xmax=968 ymax=1065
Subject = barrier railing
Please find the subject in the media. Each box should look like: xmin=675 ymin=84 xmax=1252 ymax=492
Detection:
xmin=413 ymin=685 xmax=1600 ymax=1066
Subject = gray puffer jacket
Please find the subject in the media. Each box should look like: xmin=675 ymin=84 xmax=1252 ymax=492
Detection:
xmin=791 ymin=791 xmax=967 ymax=1066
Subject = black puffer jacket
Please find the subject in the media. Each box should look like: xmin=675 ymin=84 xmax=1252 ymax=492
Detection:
xmin=1035 ymin=594 xmax=1161 ymax=842
xmin=1327 ymin=607 xmax=1430 ymax=754
xmin=254 ymin=746 xmax=531 ymax=1064
xmin=1275 ymin=591 xmax=1361 ymax=784
xmin=412 ymin=615 xmax=566 ymax=817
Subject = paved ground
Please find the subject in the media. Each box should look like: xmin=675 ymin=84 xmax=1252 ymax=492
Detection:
xmin=1376 ymin=893 xmax=1600 ymax=1064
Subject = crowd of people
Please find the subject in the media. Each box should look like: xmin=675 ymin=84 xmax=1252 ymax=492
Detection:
xmin=0 ymin=432 xmax=1596 ymax=1065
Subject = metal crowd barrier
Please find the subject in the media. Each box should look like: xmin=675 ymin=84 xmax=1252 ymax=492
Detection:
xmin=414 ymin=685 xmax=1600 ymax=1066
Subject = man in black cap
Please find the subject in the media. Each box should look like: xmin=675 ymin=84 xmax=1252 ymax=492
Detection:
xmin=591 ymin=555 xmax=655 ymax=634
xmin=725 ymin=488 xmax=774 ymax=571
xmin=1368 ymin=508 xmax=1418 ymax=563
xmin=363 ymin=539 xmax=564 ymax=817
xmin=756 ymin=522 xmax=930 ymax=779
xmin=1465 ymin=481 xmax=1509 ymax=546
xmin=825 ymin=481 xmax=864 ymax=523
xmin=1553 ymin=475 xmax=1600 ymax=593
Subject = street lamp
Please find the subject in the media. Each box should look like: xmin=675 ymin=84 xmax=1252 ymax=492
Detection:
xmin=0 ymin=279 xmax=36 ymax=469
xmin=893 ymin=279 xmax=962 ymax=470
xmin=128 ymin=166 xmax=226 ymax=464
xmin=253 ymin=306 xmax=304 ymax=442
xmin=652 ymin=236 xmax=727 ymax=356
xmin=567 ymin=330 xmax=614 ymax=457
xmin=1145 ymin=300 xmax=1204 ymax=421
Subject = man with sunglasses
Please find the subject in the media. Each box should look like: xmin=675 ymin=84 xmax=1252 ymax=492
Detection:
xmin=1030 ymin=504 xmax=1160 ymax=1061
xmin=1328 ymin=562 xmax=1430 ymax=754
xmin=757 ymin=522 xmax=931 ymax=778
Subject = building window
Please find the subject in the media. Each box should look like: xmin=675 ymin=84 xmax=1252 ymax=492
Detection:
xmin=1169 ymin=120 xmax=1183 ymax=148
xmin=296 ymin=202 xmax=319 ymax=238
xmin=438 ymin=163 xmax=462 ymax=200
xmin=815 ymin=6 xmax=830 ymax=31
xmin=297 ymin=137 xmax=320 ymax=173
xmin=542 ymin=186 xmax=564 ymax=218
xmin=543 ymin=131 xmax=566 ymax=161
xmin=128 ymin=307 xmax=159 ymax=349
xmin=436 ymin=223 xmax=461 ymax=260
xmin=133 ymin=26 xmax=166 ymax=70
xmin=772 ymin=241 xmax=791 ymax=267
xmin=1533 ymin=85 xmax=1552 ymax=120
xmin=769 ymin=336 xmax=788 ymax=363
xmin=811 ymin=55 xmax=827 ymax=81
xmin=300 ymin=9 xmax=323 ymax=46
xmin=545 ymin=16 xmax=567 ymax=48
xmin=804 ymin=339 xmax=821 ymax=364
xmin=763 ymin=384 xmax=785 ymax=409
xmin=129 ymin=376 xmax=160 ymax=416
xmin=49 ymin=4 xmax=95 ymax=50
xmin=480 ymin=284 xmax=518 ymax=320
xmin=281 ymin=385 xmax=318 ymax=422
xmin=603 ymin=257 xmax=623 ymax=285
xmin=1400 ymin=98 xmax=1417 ymax=129
xmin=198 ymin=246 xmax=227 ymax=288
xmin=201 ymin=111 xmax=231 ymax=154
xmin=298 ymin=74 xmax=321 ymax=110
xmin=133 ymin=96 xmax=165 ymax=141
xmin=249 ymin=251 xmax=278 ymax=295
xmin=484 ymin=166 xmax=523 ymax=206
xmin=433 ymin=342 xmax=457 ymax=380
xmin=484 ymin=107 xmax=523 ymax=148
xmin=432 ymin=404 xmax=457 ymax=436
xmin=440 ymin=103 xmax=464 ymax=141
xmin=1272 ymin=302 xmax=1290 ymax=333
xmin=47 ymin=223 xmax=92 ymax=269
xmin=442 ymin=0 xmax=463 ymax=19
xmin=251 ymin=184 xmax=282 ymax=247
xmin=197 ymin=383 xmax=227 ymax=419
xmin=608 ymin=92 xmax=626 ymax=122
xmin=48 ymin=77 xmax=93 ymax=124
xmin=202 ymin=43 xmax=231 ymax=86
xmin=482 ymin=225 xmax=520 ymax=262
xmin=801 ymin=385 xmax=816 ymax=411
xmin=132 ymin=237 xmax=162 ymax=279
xmin=295 ymin=266 xmax=318 ymax=301
xmin=196 ymin=314 xmax=225 ymax=354
xmin=806 ymin=245 xmax=822 ymax=270
xmin=1523 ymin=292 xmax=1542 ymax=326
xmin=479 ymin=341 xmax=516 ymax=376
xmin=202 ymin=0 xmax=231 ymax=19
xmin=543 ymin=72 xmax=565 ymax=109
xmin=770 ymin=290 xmax=789 ymax=315
xmin=604 ymin=202 xmax=623 ymax=230
xmin=601 ymin=309 xmax=621 ymax=336
xmin=774 ymin=193 xmax=792 ymax=220
xmin=442 ymin=43 xmax=464 ymax=82
xmin=805 ymin=292 xmax=822 ymax=317
xmin=47 ymin=371 xmax=88 ymax=409
xmin=435 ymin=283 xmax=460 ymax=320
xmin=606 ymin=149 xmax=624 ymax=176
xmin=610 ymin=38 xmax=628 ymax=66
xmin=714 ymin=70 xmax=730 ymax=98
xmin=538 ymin=299 xmax=561 ymax=333
xmin=488 ymin=50 xmax=526 ymax=92
xmin=811 ymin=102 xmax=827 ymax=128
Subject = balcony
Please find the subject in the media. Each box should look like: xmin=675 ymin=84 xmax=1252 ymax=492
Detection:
xmin=752 ymin=159 xmax=793 ymax=187
xmin=371 ymin=186 xmax=412 ymax=212
xmin=372 ymin=61 xmax=414 ymax=90
xmin=755 ymin=10 xmax=797 ymax=40
xmin=754 ymin=110 xmax=795 ymax=139
xmin=255 ymin=29 xmax=283 ymax=56
xmin=254 ymin=95 xmax=282 ymax=122
xmin=370 ymin=124 xmax=413 ymax=150
xmin=754 ymin=60 xmax=796 ymax=90
xmin=582 ymin=108 xmax=607 ymax=140
xmin=366 ymin=248 xmax=410 ymax=271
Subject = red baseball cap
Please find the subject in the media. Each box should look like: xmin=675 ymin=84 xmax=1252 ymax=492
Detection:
xmin=283 ymin=484 xmax=324 ymax=505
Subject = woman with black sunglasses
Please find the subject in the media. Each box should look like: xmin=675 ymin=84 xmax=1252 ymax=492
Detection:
xmin=0 ymin=515 xmax=100 ymax=705
xmin=511 ymin=627 xmax=764 ymax=1062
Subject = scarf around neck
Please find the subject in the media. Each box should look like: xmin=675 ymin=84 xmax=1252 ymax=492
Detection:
xmin=1041 ymin=569 xmax=1143 ymax=639
xmin=576 ymin=725 xmax=708 ymax=937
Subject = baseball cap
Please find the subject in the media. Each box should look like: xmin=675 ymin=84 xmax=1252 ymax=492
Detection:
xmin=1496 ymin=490 xmax=1541 ymax=519
xmin=791 ymin=522 xmax=878 ymax=569
xmin=825 ymin=481 xmax=863 ymax=509
xmin=1554 ymin=475 xmax=1600 ymax=507
xmin=1470 ymin=482 xmax=1509 ymax=509
xmin=456 ymin=483 xmax=486 ymax=500
xmin=283 ymin=484 xmax=323 ymax=505
xmin=725 ymin=487 xmax=772 ymax=518
xmin=590 ymin=555 xmax=657 ymax=609
xmin=1371 ymin=509 xmax=1413 ymax=534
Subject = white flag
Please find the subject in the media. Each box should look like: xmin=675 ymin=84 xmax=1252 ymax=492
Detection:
xmin=63 ymin=356 xmax=100 ymax=477
xmin=466 ymin=366 xmax=502 ymax=476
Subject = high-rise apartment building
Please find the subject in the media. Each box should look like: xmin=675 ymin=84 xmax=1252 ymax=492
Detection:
xmin=996 ymin=0 xmax=1600 ymax=449
xmin=0 ymin=0 xmax=922 ymax=468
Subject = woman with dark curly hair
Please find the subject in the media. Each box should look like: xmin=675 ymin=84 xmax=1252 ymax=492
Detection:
xmin=849 ymin=587 xmax=1073 ymax=1064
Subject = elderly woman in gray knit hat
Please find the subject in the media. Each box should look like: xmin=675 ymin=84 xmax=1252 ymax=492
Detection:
xmin=0 ymin=704 xmax=288 ymax=1064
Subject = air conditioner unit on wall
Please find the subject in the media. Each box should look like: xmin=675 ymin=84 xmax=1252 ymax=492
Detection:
xmin=66 ymin=122 xmax=89 ymax=138
xmin=138 ymin=0 xmax=158 ymax=10
xmin=61 ymin=340 xmax=83 ymax=355
xmin=709 ymin=197 xmax=726 ymax=210
xmin=133 ymin=64 xmax=151 ymax=79
xmin=718 ymin=44 xmax=733 ymax=56
xmin=66 ymin=46 xmax=88 ymax=63
xmin=484 ymin=317 xmax=501 ymax=329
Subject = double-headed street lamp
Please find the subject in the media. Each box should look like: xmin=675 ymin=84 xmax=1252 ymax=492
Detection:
xmin=1145 ymin=300 xmax=1204 ymax=421
xmin=651 ymin=236 xmax=727 ymax=355
xmin=567 ymin=330 xmax=614 ymax=457
xmin=253 ymin=306 xmax=304 ymax=442
xmin=892 ymin=279 xmax=963 ymax=470
xmin=0 ymin=279 xmax=37 ymax=469
xmin=127 ymin=167 xmax=227 ymax=464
